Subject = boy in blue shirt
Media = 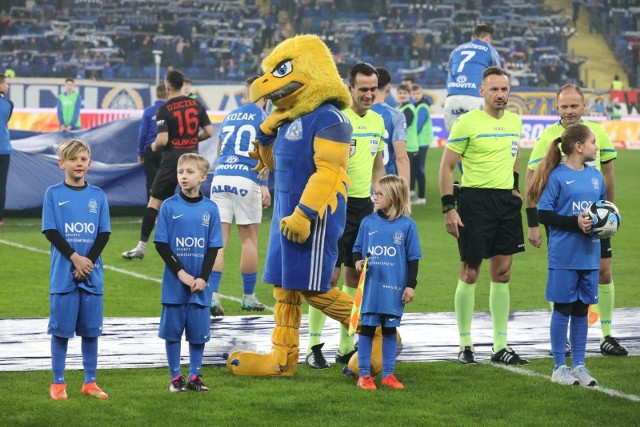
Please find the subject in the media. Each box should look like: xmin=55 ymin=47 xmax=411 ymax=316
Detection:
xmin=42 ymin=139 xmax=111 ymax=400
xmin=353 ymin=175 xmax=421 ymax=390
xmin=154 ymin=153 xmax=223 ymax=392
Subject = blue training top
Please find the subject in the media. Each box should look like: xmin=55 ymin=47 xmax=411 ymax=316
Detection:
xmin=353 ymin=212 xmax=422 ymax=317
xmin=538 ymin=164 xmax=606 ymax=270
xmin=154 ymin=193 xmax=223 ymax=307
xmin=42 ymin=183 xmax=111 ymax=294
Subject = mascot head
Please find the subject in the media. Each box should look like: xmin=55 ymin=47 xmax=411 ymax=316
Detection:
xmin=250 ymin=35 xmax=351 ymax=118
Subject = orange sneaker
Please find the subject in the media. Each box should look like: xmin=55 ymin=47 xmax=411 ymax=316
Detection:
xmin=356 ymin=375 xmax=377 ymax=390
xmin=81 ymin=382 xmax=108 ymax=400
xmin=50 ymin=383 xmax=68 ymax=400
xmin=381 ymin=374 xmax=405 ymax=389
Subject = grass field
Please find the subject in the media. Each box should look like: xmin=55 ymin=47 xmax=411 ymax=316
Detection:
xmin=0 ymin=148 xmax=638 ymax=425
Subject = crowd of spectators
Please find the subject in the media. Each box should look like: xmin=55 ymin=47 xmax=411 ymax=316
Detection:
xmin=586 ymin=0 xmax=640 ymax=88
xmin=0 ymin=0 xmax=587 ymax=88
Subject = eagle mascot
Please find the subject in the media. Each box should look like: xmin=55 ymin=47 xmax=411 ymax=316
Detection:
xmin=225 ymin=35 xmax=359 ymax=376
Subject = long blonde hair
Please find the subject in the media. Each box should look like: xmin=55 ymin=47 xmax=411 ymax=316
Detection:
xmin=527 ymin=123 xmax=594 ymax=203
xmin=375 ymin=175 xmax=411 ymax=220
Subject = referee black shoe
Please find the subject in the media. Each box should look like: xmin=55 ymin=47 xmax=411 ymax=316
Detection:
xmin=457 ymin=346 xmax=477 ymax=365
xmin=600 ymin=335 xmax=628 ymax=356
xmin=335 ymin=349 xmax=357 ymax=364
xmin=306 ymin=343 xmax=330 ymax=369
xmin=491 ymin=346 xmax=529 ymax=365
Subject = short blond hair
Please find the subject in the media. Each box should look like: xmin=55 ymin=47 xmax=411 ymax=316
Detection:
xmin=57 ymin=139 xmax=91 ymax=162
xmin=178 ymin=153 xmax=209 ymax=175
xmin=375 ymin=175 xmax=411 ymax=220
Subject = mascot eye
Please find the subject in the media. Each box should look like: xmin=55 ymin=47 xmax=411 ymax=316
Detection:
xmin=272 ymin=60 xmax=293 ymax=78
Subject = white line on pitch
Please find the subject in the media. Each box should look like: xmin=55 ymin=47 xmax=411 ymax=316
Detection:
xmin=487 ymin=361 xmax=640 ymax=403
xmin=0 ymin=238 xmax=273 ymax=312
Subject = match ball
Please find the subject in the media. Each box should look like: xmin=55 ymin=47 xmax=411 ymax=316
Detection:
xmin=588 ymin=200 xmax=621 ymax=239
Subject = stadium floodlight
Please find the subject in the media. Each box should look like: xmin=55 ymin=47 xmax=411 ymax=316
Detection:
xmin=153 ymin=50 xmax=163 ymax=86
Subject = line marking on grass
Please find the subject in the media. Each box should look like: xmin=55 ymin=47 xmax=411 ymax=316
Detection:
xmin=487 ymin=362 xmax=640 ymax=403
xmin=0 ymin=238 xmax=274 ymax=312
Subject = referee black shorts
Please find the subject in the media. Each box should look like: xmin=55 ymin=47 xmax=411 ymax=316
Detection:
xmin=457 ymin=188 xmax=525 ymax=261
xmin=150 ymin=150 xmax=194 ymax=201
xmin=337 ymin=196 xmax=373 ymax=268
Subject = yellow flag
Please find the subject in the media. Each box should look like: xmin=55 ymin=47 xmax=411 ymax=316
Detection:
xmin=348 ymin=257 xmax=368 ymax=336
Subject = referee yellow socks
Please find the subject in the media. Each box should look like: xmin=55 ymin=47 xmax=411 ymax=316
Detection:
xmin=490 ymin=281 xmax=510 ymax=351
xmin=455 ymin=280 xmax=475 ymax=347
xmin=598 ymin=282 xmax=614 ymax=338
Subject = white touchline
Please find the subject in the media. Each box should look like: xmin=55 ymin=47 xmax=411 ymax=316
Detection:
xmin=0 ymin=238 xmax=274 ymax=312
xmin=486 ymin=361 xmax=640 ymax=403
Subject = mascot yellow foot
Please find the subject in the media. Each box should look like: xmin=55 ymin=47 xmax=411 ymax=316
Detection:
xmin=227 ymin=287 xmax=301 ymax=376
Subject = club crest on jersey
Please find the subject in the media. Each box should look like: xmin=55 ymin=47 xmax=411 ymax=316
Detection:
xmin=202 ymin=212 xmax=210 ymax=227
xmin=88 ymin=199 xmax=98 ymax=214
xmin=226 ymin=155 xmax=239 ymax=164
xmin=393 ymin=230 xmax=403 ymax=245
xmin=349 ymin=138 xmax=356 ymax=157
xmin=285 ymin=118 xmax=303 ymax=141
xmin=592 ymin=176 xmax=600 ymax=190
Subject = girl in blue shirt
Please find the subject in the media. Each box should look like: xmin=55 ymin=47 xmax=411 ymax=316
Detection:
xmin=352 ymin=175 xmax=422 ymax=390
xmin=528 ymin=124 xmax=605 ymax=387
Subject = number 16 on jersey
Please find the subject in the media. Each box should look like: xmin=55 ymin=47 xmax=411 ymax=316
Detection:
xmin=348 ymin=256 xmax=369 ymax=336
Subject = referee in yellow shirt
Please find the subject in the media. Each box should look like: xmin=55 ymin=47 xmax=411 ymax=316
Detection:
xmin=439 ymin=66 xmax=527 ymax=366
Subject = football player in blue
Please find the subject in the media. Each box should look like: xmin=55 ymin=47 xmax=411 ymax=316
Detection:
xmin=352 ymin=175 xmax=422 ymax=390
xmin=42 ymin=139 xmax=111 ymax=400
xmin=528 ymin=124 xmax=605 ymax=387
xmin=444 ymin=23 xmax=502 ymax=132
xmin=154 ymin=153 xmax=223 ymax=393
xmin=371 ymin=67 xmax=410 ymax=184
xmin=209 ymin=76 xmax=271 ymax=317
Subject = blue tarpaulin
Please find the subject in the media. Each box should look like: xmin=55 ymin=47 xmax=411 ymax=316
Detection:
xmin=7 ymin=118 xmax=220 ymax=210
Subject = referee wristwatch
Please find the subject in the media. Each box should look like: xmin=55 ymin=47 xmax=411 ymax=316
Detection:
xmin=442 ymin=204 xmax=456 ymax=214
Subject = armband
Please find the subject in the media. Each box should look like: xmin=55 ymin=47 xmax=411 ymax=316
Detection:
xmin=441 ymin=194 xmax=455 ymax=207
xmin=526 ymin=207 xmax=539 ymax=227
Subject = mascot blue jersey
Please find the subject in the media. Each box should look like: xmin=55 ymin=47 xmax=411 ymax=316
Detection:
xmin=263 ymin=103 xmax=352 ymax=291
xmin=538 ymin=164 xmax=605 ymax=270
xmin=154 ymin=193 xmax=223 ymax=306
xmin=353 ymin=212 xmax=421 ymax=317
xmin=446 ymin=39 xmax=501 ymax=97
xmin=371 ymin=102 xmax=407 ymax=175
xmin=215 ymin=103 xmax=269 ymax=185
xmin=42 ymin=183 xmax=111 ymax=295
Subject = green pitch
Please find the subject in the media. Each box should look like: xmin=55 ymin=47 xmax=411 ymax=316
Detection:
xmin=0 ymin=148 xmax=638 ymax=425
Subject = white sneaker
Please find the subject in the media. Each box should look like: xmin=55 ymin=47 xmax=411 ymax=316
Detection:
xmin=551 ymin=365 xmax=579 ymax=386
xmin=411 ymin=198 xmax=426 ymax=205
xmin=122 ymin=246 xmax=145 ymax=260
xmin=572 ymin=365 xmax=598 ymax=387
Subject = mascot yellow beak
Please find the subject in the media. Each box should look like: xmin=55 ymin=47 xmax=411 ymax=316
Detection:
xmin=251 ymin=59 xmax=310 ymax=110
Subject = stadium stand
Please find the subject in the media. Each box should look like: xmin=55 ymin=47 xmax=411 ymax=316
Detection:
xmin=0 ymin=0 xmax=592 ymax=88
xmin=586 ymin=0 xmax=639 ymax=88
